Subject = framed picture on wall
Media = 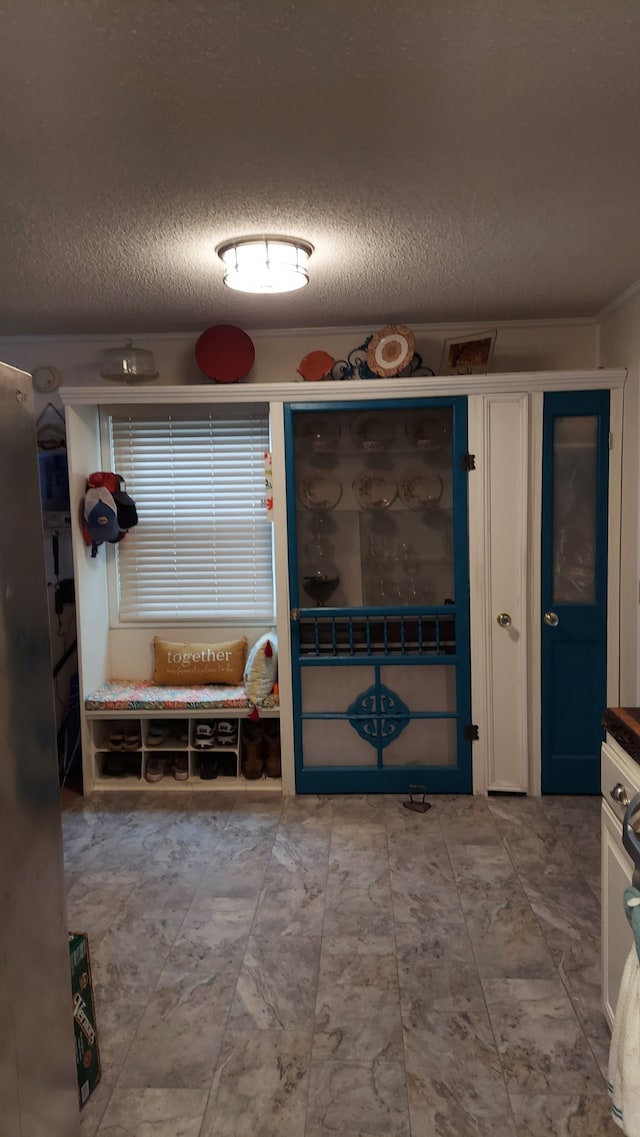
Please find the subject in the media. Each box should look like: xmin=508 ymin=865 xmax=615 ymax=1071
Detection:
xmin=439 ymin=330 xmax=497 ymax=375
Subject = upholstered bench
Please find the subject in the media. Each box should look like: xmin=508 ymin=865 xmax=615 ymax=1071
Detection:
xmin=84 ymin=679 xmax=279 ymax=712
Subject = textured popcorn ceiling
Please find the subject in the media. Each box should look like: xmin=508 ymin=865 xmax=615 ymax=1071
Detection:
xmin=1 ymin=1 xmax=640 ymax=335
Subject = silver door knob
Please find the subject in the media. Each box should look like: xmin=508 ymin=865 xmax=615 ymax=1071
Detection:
xmin=544 ymin=611 xmax=559 ymax=627
xmin=496 ymin=612 xmax=512 ymax=627
xmin=611 ymin=783 xmax=630 ymax=806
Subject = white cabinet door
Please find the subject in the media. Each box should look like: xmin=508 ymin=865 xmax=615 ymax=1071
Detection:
xmin=602 ymin=797 xmax=634 ymax=1028
xmin=469 ymin=394 xmax=529 ymax=792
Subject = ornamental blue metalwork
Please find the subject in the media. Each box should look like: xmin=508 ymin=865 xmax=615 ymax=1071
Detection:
xmin=346 ymin=681 xmax=411 ymax=749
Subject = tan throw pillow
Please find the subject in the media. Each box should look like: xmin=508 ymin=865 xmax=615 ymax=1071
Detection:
xmin=153 ymin=636 xmax=247 ymax=686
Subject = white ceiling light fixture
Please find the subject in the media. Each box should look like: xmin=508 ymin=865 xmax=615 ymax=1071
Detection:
xmin=217 ymin=235 xmax=313 ymax=294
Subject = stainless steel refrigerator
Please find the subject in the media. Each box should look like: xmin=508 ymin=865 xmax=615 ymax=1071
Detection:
xmin=0 ymin=361 xmax=79 ymax=1135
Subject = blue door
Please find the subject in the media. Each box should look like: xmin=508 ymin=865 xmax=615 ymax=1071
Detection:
xmin=541 ymin=390 xmax=610 ymax=794
xmin=285 ymin=398 xmax=473 ymax=794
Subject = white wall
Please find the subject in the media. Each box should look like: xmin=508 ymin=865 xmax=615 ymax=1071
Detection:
xmin=1 ymin=318 xmax=601 ymax=699
xmin=600 ymin=289 xmax=640 ymax=703
xmin=0 ymin=320 xmax=599 ymax=403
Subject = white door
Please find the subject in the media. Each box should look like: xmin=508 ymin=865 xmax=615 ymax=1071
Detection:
xmin=468 ymin=394 xmax=529 ymax=792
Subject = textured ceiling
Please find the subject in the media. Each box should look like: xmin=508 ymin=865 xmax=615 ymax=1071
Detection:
xmin=1 ymin=1 xmax=640 ymax=335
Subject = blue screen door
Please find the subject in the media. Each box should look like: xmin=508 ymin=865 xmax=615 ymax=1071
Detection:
xmin=285 ymin=397 xmax=473 ymax=795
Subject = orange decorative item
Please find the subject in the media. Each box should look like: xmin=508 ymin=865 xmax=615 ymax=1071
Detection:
xmin=366 ymin=324 xmax=416 ymax=378
xmin=297 ymin=350 xmax=335 ymax=382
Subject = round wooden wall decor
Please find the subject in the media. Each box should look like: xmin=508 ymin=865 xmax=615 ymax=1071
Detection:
xmin=366 ymin=324 xmax=416 ymax=377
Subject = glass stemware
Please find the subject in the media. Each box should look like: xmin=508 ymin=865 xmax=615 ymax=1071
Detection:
xmin=302 ymin=532 xmax=340 ymax=606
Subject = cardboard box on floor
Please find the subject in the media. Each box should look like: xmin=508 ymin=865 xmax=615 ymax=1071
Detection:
xmin=69 ymin=932 xmax=101 ymax=1107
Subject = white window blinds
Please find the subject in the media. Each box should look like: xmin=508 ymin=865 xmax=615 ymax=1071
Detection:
xmin=108 ymin=409 xmax=273 ymax=622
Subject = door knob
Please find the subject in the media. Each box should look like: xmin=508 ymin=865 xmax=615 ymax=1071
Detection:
xmin=496 ymin=612 xmax=512 ymax=628
xmin=544 ymin=611 xmax=560 ymax=627
xmin=611 ymin=782 xmax=630 ymax=807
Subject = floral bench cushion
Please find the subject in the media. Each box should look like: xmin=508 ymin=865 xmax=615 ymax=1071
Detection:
xmin=84 ymin=679 xmax=279 ymax=712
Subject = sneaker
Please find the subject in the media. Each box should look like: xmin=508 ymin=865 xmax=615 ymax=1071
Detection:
xmin=147 ymin=722 xmax=170 ymax=747
xmin=172 ymin=722 xmax=189 ymax=744
xmin=195 ymin=723 xmax=215 ymax=749
xmin=215 ymin=720 xmax=238 ymax=746
xmin=145 ymin=756 xmax=166 ymax=783
xmin=171 ymin=755 xmax=189 ymax=781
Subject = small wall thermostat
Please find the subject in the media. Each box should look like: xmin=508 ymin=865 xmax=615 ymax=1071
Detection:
xmin=32 ymin=366 xmax=61 ymax=393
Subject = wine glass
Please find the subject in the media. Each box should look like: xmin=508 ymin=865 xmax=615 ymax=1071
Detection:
xmin=302 ymin=535 xmax=340 ymax=607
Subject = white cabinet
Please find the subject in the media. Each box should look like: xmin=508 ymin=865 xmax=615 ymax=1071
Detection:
xmin=61 ymin=371 xmax=625 ymax=797
xmin=601 ymin=736 xmax=640 ymax=1028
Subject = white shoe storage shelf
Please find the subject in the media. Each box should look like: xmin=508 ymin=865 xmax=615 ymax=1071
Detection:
xmin=87 ymin=711 xmax=281 ymax=791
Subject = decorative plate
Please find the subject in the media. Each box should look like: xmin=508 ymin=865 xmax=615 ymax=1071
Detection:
xmin=296 ymin=414 xmax=341 ymax=453
xmin=398 ymin=470 xmax=444 ymax=509
xmin=366 ymin=324 xmax=416 ymax=378
xmin=297 ymin=474 xmax=342 ymax=511
xmin=195 ymin=324 xmax=255 ymax=383
xmin=353 ymin=472 xmax=397 ymax=510
xmin=350 ymin=413 xmax=395 ymax=452
xmin=406 ymin=411 xmax=450 ymax=452
xmin=297 ymin=350 xmax=336 ymax=382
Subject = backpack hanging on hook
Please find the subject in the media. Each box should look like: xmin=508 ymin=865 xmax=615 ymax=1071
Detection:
xmin=82 ymin=472 xmax=138 ymax=558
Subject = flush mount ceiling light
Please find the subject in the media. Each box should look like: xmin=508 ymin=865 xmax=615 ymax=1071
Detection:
xmin=217 ymin=236 xmax=313 ymax=294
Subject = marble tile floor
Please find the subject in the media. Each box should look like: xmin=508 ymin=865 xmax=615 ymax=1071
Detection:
xmin=61 ymin=791 xmax=619 ymax=1137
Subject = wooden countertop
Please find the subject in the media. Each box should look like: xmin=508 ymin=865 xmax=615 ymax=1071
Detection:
xmin=603 ymin=707 xmax=640 ymax=764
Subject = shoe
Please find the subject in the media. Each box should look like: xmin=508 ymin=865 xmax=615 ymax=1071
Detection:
xmin=124 ymin=753 xmax=142 ymax=778
xmin=172 ymin=723 xmax=189 ymax=744
xmin=215 ymin=720 xmax=238 ymax=746
xmin=195 ymin=723 xmax=215 ymax=749
xmin=218 ymin=754 xmax=237 ymax=777
xmin=103 ymin=754 xmax=127 ymax=777
xmin=145 ymin=756 xmax=166 ymax=783
xmin=147 ymin=722 xmax=170 ymax=747
xmin=264 ymin=723 xmax=281 ymax=778
xmin=171 ymin=755 xmax=189 ymax=781
xmin=199 ymin=756 xmax=219 ymax=780
xmin=242 ymin=721 xmax=266 ymax=780
xmin=123 ymin=729 xmax=142 ymax=751
xmin=108 ymin=729 xmax=125 ymax=750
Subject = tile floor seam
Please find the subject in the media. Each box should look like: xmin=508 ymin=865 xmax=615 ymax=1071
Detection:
xmin=447 ymin=805 xmax=533 ymax=1137
xmin=302 ymin=800 xmax=336 ymax=1137
xmin=505 ymin=816 xmax=610 ymax=1093
xmin=192 ymin=792 xmax=284 ymax=1137
xmin=386 ymin=797 xmax=434 ymax=1137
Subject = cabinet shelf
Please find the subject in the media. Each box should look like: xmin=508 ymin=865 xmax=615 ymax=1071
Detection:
xmin=88 ymin=714 xmax=281 ymax=791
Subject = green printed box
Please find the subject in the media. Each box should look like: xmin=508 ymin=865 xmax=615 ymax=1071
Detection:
xmin=69 ymin=932 xmax=101 ymax=1107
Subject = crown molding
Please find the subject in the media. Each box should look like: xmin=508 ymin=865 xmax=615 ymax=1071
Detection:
xmin=60 ymin=369 xmax=627 ymax=407
xmin=0 ymin=315 xmax=600 ymax=347
xmin=597 ymin=275 xmax=640 ymax=320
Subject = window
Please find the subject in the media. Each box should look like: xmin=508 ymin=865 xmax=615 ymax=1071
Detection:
xmin=106 ymin=407 xmax=273 ymax=623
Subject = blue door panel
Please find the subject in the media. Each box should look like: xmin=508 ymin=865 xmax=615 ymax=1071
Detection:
xmin=541 ymin=390 xmax=609 ymax=795
xmin=548 ymin=640 xmax=603 ymax=753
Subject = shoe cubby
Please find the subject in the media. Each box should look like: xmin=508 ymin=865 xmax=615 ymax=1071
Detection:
xmin=96 ymin=750 xmax=142 ymax=782
xmin=87 ymin=713 xmax=280 ymax=791
xmin=143 ymin=720 xmax=189 ymax=749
